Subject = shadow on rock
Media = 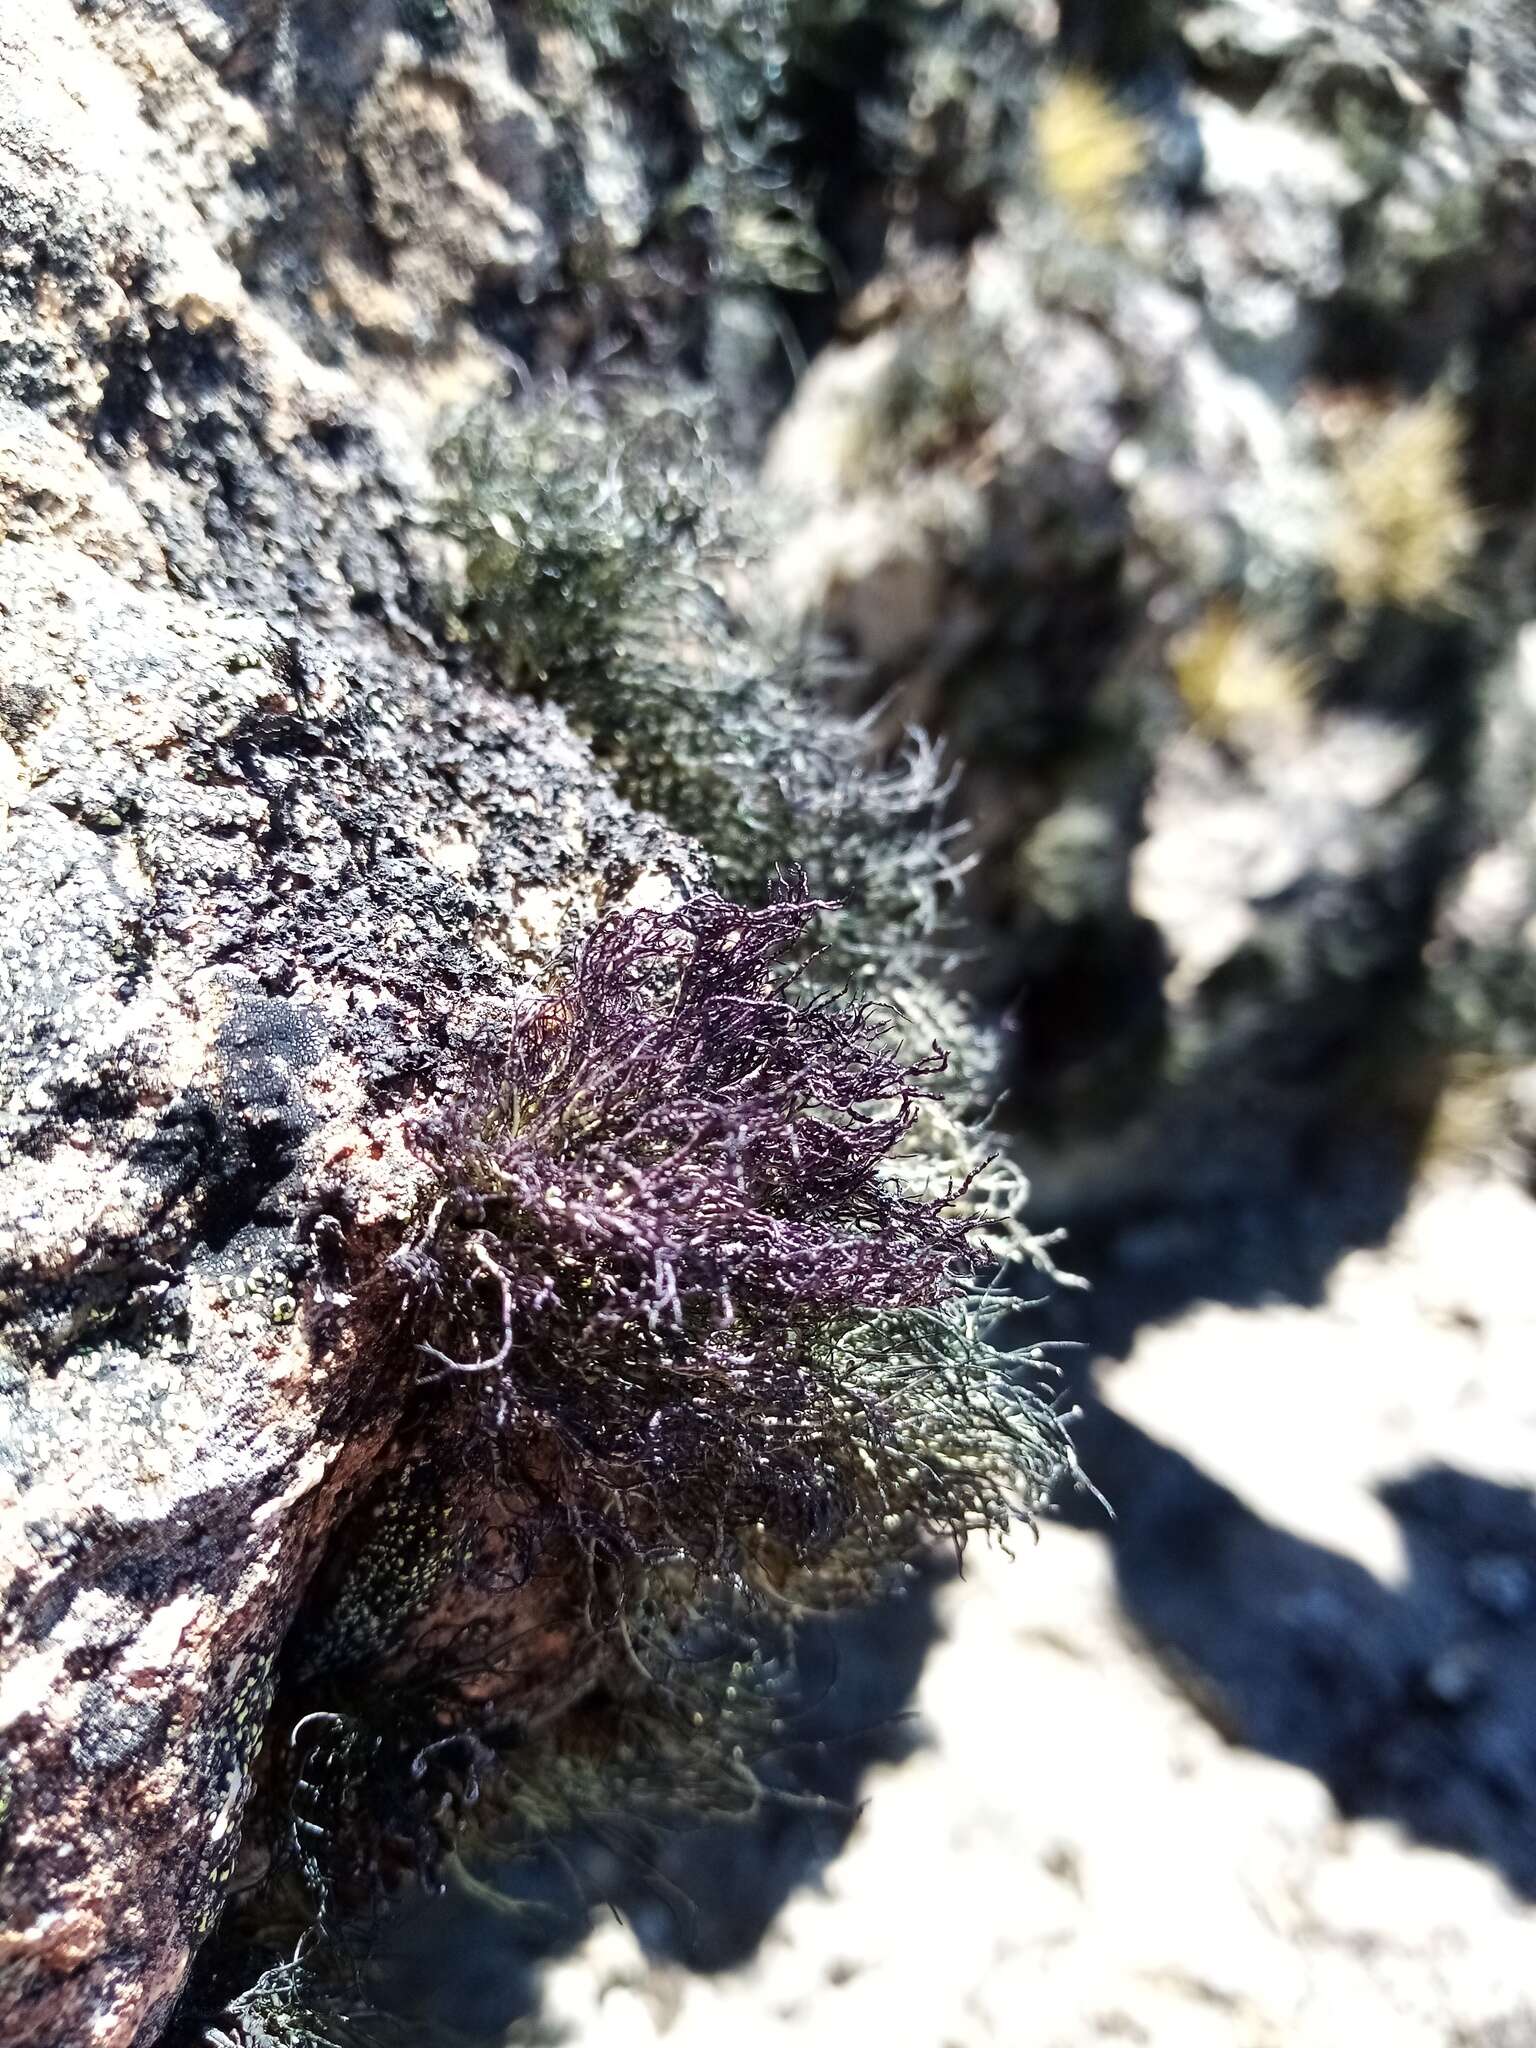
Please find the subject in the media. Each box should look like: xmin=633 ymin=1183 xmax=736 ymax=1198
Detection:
xmin=1031 ymin=1096 xmax=1430 ymax=1364
xmin=371 ymin=1563 xmax=949 ymax=2041
xmin=1060 ymin=1399 xmax=1536 ymax=1899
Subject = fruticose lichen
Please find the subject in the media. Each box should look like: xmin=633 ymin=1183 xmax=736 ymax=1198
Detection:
xmin=434 ymin=383 xmax=1077 ymax=1278
xmin=372 ymin=887 xmax=1065 ymax=1578
xmin=198 ymin=357 xmax=1084 ymax=2046
xmin=1032 ymin=71 xmax=1148 ymax=240
xmin=435 ymin=388 xmax=959 ymax=1004
xmin=1170 ymin=601 xmax=1315 ymax=739
xmin=192 ymin=888 xmax=1075 ymax=2042
xmin=1332 ymin=390 xmax=1480 ymax=615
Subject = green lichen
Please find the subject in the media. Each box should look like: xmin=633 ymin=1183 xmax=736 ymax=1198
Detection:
xmin=435 ymin=387 xmax=961 ymax=1004
xmin=199 ymin=310 xmax=1085 ymax=2048
xmin=289 ymin=1465 xmax=464 ymax=1685
xmin=531 ymin=0 xmax=846 ymax=294
xmin=433 ymin=381 xmax=1086 ymax=1288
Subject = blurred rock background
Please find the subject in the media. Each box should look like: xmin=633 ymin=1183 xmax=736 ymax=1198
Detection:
xmin=7 ymin=0 xmax=1536 ymax=2040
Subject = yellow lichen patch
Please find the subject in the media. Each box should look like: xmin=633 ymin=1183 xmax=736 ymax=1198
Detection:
xmin=1171 ymin=602 xmax=1314 ymax=737
xmin=1332 ymin=390 xmax=1479 ymax=613
xmin=1034 ymin=73 xmax=1148 ymax=239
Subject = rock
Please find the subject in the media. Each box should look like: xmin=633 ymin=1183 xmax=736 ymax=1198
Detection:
xmin=761 ymin=0 xmax=1536 ymax=1220
xmin=8 ymin=0 xmax=1536 ymax=2039
xmin=0 ymin=10 xmax=693 ymax=2046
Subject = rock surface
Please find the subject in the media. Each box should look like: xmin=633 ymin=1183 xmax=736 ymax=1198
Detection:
xmin=0 ymin=10 xmax=690 ymax=2045
xmin=7 ymin=1 xmax=1536 ymax=2043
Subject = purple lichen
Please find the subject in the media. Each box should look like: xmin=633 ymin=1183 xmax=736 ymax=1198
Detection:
xmin=367 ymin=886 xmax=1069 ymax=1597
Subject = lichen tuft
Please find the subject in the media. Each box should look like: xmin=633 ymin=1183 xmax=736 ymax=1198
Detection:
xmin=1033 ymin=72 xmax=1148 ymax=240
xmin=1170 ymin=601 xmax=1314 ymax=738
xmin=1332 ymin=390 xmax=1479 ymax=614
xmin=435 ymin=389 xmax=964 ymax=1002
xmin=371 ymin=885 xmax=1070 ymax=1588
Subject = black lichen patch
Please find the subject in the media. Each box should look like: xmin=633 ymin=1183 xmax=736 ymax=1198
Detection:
xmin=288 ymin=1465 xmax=465 ymax=1685
xmin=196 ymin=1651 xmax=282 ymax=1910
xmin=152 ymin=631 xmax=684 ymax=1041
xmin=87 ymin=295 xmax=417 ymax=618
xmin=70 ymin=1682 xmax=169 ymax=1776
xmin=116 ymin=995 xmax=325 ymax=1254
xmin=1 ymin=996 xmax=323 ymax=1377
xmin=92 ymin=312 xmax=255 ymax=467
xmin=200 ymin=997 xmax=325 ymax=1249
xmin=398 ymin=0 xmax=462 ymax=57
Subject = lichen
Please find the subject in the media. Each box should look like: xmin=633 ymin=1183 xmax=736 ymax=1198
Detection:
xmin=433 ymin=382 xmax=1075 ymax=1276
xmin=1033 ymin=72 xmax=1148 ymax=241
xmin=288 ymin=1466 xmax=465 ymax=1687
xmin=527 ymin=0 xmax=840 ymax=294
xmin=191 ymin=890 xmax=1075 ymax=2042
xmin=1331 ymin=390 xmax=1479 ymax=615
xmin=366 ymin=888 xmax=1067 ymax=1586
xmin=435 ymin=388 xmax=963 ymax=1004
xmin=1170 ymin=602 xmax=1314 ymax=739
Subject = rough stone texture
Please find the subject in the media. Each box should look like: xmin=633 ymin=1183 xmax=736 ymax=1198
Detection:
xmin=7 ymin=2 xmax=1536 ymax=2043
xmin=0 ymin=10 xmax=694 ymax=2046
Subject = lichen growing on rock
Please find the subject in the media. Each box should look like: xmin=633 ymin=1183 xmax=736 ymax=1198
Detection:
xmin=435 ymin=388 xmax=961 ymax=1004
xmin=1032 ymin=71 xmax=1149 ymax=241
xmin=187 ymin=887 xmax=1073 ymax=2040
xmin=1331 ymin=390 xmax=1480 ymax=616
xmin=1170 ymin=602 xmax=1315 ymax=740
xmin=368 ymin=886 xmax=1066 ymax=1579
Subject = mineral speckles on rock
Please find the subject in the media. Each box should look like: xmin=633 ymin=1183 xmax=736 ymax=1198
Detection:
xmin=0 ymin=6 xmax=694 ymax=2045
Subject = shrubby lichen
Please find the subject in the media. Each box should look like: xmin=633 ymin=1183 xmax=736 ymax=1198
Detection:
xmin=434 ymin=380 xmax=1077 ymax=1273
xmin=372 ymin=888 xmax=1067 ymax=1583
xmin=1031 ymin=71 xmax=1149 ymax=241
xmin=1332 ymin=390 xmax=1479 ymax=615
xmin=203 ymin=256 xmax=1084 ymax=2048
xmin=435 ymin=386 xmax=962 ymax=1004
xmin=193 ymin=893 xmax=1074 ymax=2042
xmin=1170 ymin=601 xmax=1314 ymax=740
xmin=528 ymin=0 xmax=845 ymax=294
